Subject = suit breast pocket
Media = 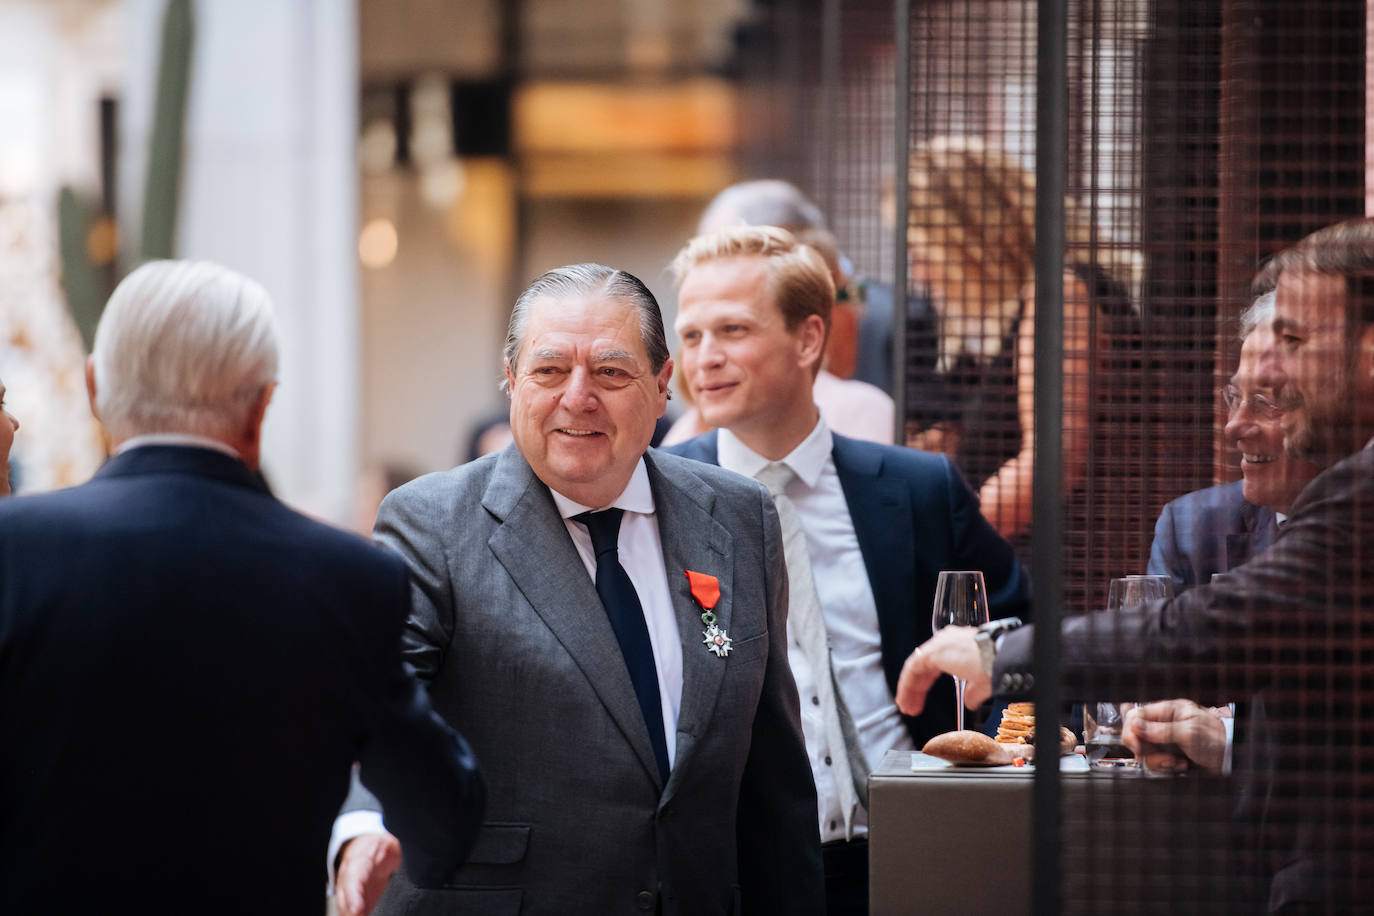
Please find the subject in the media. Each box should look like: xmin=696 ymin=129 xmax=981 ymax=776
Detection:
xmin=725 ymin=630 xmax=769 ymax=665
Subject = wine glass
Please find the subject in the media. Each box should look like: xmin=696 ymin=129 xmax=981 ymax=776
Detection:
xmin=931 ymin=570 xmax=990 ymax=731
xmin=1088 ymin=575 xmax=1176 ymax=767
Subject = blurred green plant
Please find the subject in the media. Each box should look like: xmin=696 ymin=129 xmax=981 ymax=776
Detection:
xmin=58 ymin=0 xmax=193 ymax=350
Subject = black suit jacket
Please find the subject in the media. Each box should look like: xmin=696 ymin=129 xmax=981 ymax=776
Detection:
xmin=0 ymin=446 xmax=485 ymax=915
xmin=1147 ymin=480 xmax=1279 ymax=593
xmin=995 ymin=442 xmax=1374 ymax=910
xmin=665 ymin=431 xmax=1031 ymax=746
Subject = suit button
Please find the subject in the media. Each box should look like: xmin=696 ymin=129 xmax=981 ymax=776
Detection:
xmin=637 ymin=890 xmax=655 ymax=910
xmin=811 ymin=696 xmax=820 ymax=706
xmin=824 ymin=755 xmax=832 ymax=765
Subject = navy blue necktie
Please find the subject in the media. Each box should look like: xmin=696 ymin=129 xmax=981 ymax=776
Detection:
xmin=575 ymin=508 xmax=670 ymax=781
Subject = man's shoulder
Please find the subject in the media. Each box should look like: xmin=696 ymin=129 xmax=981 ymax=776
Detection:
xmin=1160 ymin=480 xmax=1246 ymax=520
xmin=649 ymin=445 xmax=765 ymax=498
xmin=382 ymin=454 xmax=502 ymax=513
xmin=657 ymin=431 xmax=718 ymax=465
xmin=831 ymin=434 xmax=951 ymax=481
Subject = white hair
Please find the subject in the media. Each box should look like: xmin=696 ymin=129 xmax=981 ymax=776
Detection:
xmin=91 ymin=260 xmax=280 ymax=441
xmin=1239 ymin=290 xmax=1276 ymax=340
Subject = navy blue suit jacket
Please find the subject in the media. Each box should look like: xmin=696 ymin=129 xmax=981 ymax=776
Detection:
xmin=0 ymin=446 xmax=485 ymax=915
xmin=1147 ymin=480 xmax=1278 ymax=593
xmin=663 ymin=431 xmax=1031 ymax=745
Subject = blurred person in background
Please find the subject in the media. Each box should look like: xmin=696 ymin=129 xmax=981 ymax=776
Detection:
xmin=661 ymin=179 xmax=895 ymax=446
xmin=1148 ymin=292 xmax=1322 ymax=592
xmin=0 ymin=374 xmax=17 ymax=496
xmin=0 ymin=260 xmax=484 ymax=915
xmin=905 ymin=136 xmax=1132 ymax=544
xmin=896 ymin=217 xmax=1374 ymax=912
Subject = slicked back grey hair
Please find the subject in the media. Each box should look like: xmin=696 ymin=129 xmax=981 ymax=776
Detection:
xmin=1238 ymin=290 xmax=1275 ymax=341
xmin=697 ymin=179 xmax=826 ymax=236
xmin=91 ymin=259 xmax=280 ymax=441
xmin=500 ymin=263 xmax=669 ymax=395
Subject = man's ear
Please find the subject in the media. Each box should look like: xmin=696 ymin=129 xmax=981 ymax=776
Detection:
xmin=85 ymin=357 xmax=99 ymax=420
xmin=1359 ymin=324 xmax=1374 ymax=391
xmin=797 ymin=313 xmax=827 ymax=371
xmin=655 ymin=357 xmax=674 ymax=415
xmin=239 ymin=382 xmax=276 ymax=469
xmin=504 ymin=358 xmax=516 ymax=393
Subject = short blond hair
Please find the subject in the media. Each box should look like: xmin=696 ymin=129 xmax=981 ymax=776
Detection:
xmin=671 ymin=225 xmax=835 ymax=338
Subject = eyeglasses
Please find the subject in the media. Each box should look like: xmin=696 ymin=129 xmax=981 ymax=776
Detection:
xmin=1219 ymin=384 xmax=1283 ymax=420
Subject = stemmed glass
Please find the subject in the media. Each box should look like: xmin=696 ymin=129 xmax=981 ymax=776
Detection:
xmin=931 ymin=570 xmax=990 ymax=731
xmin=1087 ymin=575 xmax=1175 ymax=767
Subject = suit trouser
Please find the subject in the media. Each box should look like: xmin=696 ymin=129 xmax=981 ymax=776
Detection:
xmin=823 ymin=836 xmax=868 ymax=916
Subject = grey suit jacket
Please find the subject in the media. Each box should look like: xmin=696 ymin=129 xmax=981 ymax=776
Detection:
xmin=362 ymin=444 xmax=824 ymax=915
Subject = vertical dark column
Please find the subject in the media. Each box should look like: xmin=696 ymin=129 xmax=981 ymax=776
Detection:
xmin=1031 ymin=2 xmax=1066 ymax=913
xmin=890 ymin=0 xmax=911 ymax=433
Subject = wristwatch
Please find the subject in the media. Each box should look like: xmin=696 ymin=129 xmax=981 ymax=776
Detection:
xmin=974 ymin=617 xmax=1024 ymax=678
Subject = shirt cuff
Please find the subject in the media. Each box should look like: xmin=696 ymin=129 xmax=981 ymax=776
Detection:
xmin=1221 ymin=714 xmax=1235 ymax=775
xmin=327 ymin=809 xmax=387 ymax=891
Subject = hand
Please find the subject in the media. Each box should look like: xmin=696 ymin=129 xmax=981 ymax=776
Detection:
xmin=895 ymin=626 xmax=990 ymax=716
xmin=1122 ymin=699 xmax=1227 ymax=773
xmin=334 ymin=831 xmax=402 ymax=916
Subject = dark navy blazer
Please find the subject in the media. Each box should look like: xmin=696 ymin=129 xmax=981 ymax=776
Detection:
xmin=0 ymin=446 xmax=484 ymax=915
xmin=662 ymin=430 xmax=1031 ymax=745
xmin=1147 ymin=480 xmax=1279 ymax=593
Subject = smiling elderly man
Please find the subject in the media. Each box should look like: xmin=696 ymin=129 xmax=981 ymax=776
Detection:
xmin=1147 ymin=291 xmax=1322 ymax=592
xmin=333 ymin=264 xmax=823 ymax=916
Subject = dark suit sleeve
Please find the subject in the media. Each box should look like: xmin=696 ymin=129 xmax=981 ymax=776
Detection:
xmin=352 ymin=553 xmax=486 ymax=886
xmin=992 ymin=447 xmax=1374 ymax=703
xmin=940 ymin=455 xmax=1032 ymax=624
xmin=736 ymin=488 xmax=826 ymax=914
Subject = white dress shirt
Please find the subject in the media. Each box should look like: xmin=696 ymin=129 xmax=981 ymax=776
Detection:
xmin=718 ymin=419 xmax=913 ymax=841
xmin=328 ymin=458 xmax=683 ymax=882
xmin=116 ymin=433 xmax=242 ymax=459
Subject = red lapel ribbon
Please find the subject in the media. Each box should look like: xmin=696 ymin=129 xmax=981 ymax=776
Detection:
xmin=684 ymin=570 xmax=720 ymax=610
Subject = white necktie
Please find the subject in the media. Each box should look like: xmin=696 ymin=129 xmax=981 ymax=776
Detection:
xmin=756 ymin=461 xmax=866 ymax=839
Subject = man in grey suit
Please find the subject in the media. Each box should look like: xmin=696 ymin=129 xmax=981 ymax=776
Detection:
xmin=335 ymin=264 xmax=824 ymax=915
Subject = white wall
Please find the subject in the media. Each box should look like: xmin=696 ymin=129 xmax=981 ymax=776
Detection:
xmin=120 ymin=0 xmax=360 ymax=520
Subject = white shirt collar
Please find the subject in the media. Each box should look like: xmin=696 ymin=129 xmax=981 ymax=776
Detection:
xmin=548 ymin=457 xmax=656 ymax=519
xmin=717 ymin=417 xmax=833 ymax=488
xmin=116 ymin=433 xmax=243 ymax=460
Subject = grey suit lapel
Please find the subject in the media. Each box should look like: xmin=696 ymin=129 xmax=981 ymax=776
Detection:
xmin=644 ymin=452 xmax=734 ymax=800
xmin=482 ymin=446 xmax=666 ymax=788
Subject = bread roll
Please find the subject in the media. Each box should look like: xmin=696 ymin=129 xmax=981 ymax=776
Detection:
xmin=922 ymin=730 xmax=1013 ymax=766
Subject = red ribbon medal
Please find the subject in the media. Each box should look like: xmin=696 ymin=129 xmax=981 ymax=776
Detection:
xmin=685 ymin=570 xmax=731 ymax=657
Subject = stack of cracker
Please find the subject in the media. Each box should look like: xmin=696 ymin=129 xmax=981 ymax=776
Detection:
xmin=996 ymin=702 xmax=1036 ymax=752
xmin=995 ymin=702 xmax=1076 ymax=760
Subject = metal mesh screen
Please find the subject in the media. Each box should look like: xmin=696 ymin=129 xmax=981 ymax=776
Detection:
xmin=731 ymin=0 xmax=1370 ymax=910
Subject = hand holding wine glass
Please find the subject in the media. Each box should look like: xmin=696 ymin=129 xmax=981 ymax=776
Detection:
xmin=931 ymin=570 xmax=990 ymax=731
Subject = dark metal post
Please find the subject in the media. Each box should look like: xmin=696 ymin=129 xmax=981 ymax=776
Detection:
xmin=1032 ymin=0 xmax=1068 ymax=913
xmin=890 ymin=0 xmax=911 ymax=442
xmin=820 ymin=0 xmax=841 ymax=221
